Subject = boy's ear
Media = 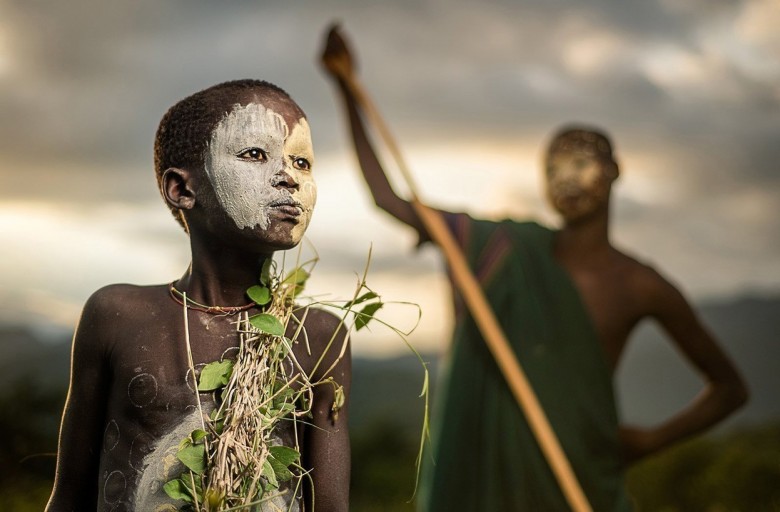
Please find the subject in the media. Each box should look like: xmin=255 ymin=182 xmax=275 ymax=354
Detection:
xmin=162 ymin=168 xmax=196 ymax=210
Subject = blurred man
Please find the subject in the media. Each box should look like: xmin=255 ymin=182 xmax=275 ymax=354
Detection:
xmin=321 ymin=26 xmax=747 ymax=511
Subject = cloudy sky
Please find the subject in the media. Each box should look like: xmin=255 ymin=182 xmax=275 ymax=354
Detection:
xmin=0 ymin=0 xmax=778 ymax=356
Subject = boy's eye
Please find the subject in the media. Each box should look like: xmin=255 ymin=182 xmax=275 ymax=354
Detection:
xmin=237 ymin=148 xmax=267 ymax=161
xmin=293 ymin=157 xmax=311 ymax=171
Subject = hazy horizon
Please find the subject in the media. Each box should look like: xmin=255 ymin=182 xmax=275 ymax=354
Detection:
xmin=1 ymin=0 xmax=778 ymax=356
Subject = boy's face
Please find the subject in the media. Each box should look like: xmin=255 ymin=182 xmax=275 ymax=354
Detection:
xmin=203 ymin=100 xmax=316 ymax=249
xmin=544 ymin=149 xmax=613 ymax=222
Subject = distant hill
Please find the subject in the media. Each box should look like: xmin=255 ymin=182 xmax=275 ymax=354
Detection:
xmin=0 ymin=325 xmax=70 ymax=391
xmin=616 ymin=294 xmax=780 ymax=428
xmin=0 ymin=294 xmax=776 ymax=511
xmin=0 ymin=292 xmax=776 ymax=430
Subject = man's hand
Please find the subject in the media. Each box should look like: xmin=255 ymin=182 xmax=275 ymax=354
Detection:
xmin=619 ymin=425 xmax=659 ymax=466
xmin=320 ymin=23 xmax=356 ymax=81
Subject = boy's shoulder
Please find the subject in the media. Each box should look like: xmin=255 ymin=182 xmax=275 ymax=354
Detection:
xmin=292 ymin=306 xmax=349 ymax=378
xmin=296 ymin=306 xmax=346 ymax=344
xmin=298 ymin=305 xmax=342 ymax=326
xmin=82 ymin=283 xmax=169 ymax=325
xmin=71 ymin=284 xmax=170 ymax=359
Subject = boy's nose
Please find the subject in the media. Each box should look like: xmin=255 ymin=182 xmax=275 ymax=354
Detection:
xmin=272 ymin=169 xmax=300 ymax=191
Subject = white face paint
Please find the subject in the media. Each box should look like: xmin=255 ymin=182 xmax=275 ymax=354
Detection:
xmin=204 ymin=102 xmax=316 ymax=244
xmin=545 ymin=150 xmax=612 ymax=221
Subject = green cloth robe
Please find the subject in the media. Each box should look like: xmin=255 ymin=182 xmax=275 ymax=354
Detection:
xmin=418 ymin=215 xmax=632 ymax=511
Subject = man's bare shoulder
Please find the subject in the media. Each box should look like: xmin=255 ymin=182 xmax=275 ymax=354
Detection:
xmin=612 ymin=249 xmax=683 ymax=306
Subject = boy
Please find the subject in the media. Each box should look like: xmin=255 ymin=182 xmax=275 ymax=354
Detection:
xmin=47 ymin=79 xmax=350 ymax=511
xmin=321 ymin=27 xmax=747 ymax=511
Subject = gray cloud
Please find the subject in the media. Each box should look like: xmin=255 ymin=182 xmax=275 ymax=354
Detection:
xmin=0 ymin=0 xmax=777 ymax=310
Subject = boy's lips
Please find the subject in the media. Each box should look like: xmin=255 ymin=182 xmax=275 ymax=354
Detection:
xmin=269 ymin=198 xmax=303 ymax=218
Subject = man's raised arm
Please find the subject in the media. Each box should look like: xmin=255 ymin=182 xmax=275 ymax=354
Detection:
xmin=320 ymin=25 xmax=428 ymax=238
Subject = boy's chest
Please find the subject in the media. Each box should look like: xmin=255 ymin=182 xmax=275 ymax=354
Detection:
xmin=104 ymin=312 xmax=313 ymax=425
xmin=96 ymin=308 xmax=319 ymax=509
xmin=106 ymin=314 xmax=246 ymax=425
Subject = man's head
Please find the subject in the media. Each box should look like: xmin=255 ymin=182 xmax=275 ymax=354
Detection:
xmin=543 ymin=125 xmax=619 ymax=223
xmin=154 ymin=79 xmax=316 ymax=251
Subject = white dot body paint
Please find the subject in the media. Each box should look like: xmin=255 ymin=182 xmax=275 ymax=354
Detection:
xmin=205 ymin=103 xmax=316 ymax=243
xmin=103 ymin=419 xmax=120 ymax=452
xmin=128 ymin=373 xmax=158 ymax=408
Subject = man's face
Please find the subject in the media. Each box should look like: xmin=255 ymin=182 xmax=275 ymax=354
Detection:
xmin=545 ymin=149 xmax=613 ymax=222
xmin=203 ymin=101 xmax=316 ymax=248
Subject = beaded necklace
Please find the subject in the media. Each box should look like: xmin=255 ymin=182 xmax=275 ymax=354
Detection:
xmin=168 ymin=282 xmax=255 ymax=315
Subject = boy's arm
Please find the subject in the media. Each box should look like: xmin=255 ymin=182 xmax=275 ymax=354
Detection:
xmin=301 ymin=310 xmax=351 ymax=512
xmin=620 ymin=271 xmax=749 ymax=464
xmin=46 ymin=292 xmax=111 ymax=510
xmin=321 ymin=25 xmax=428 ymax=238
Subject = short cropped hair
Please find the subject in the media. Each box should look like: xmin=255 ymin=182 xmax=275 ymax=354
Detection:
xmin=153 ymin=79 xmax=297 ymax=231
xmin=546 ymin=125 xmax=619 ymax=179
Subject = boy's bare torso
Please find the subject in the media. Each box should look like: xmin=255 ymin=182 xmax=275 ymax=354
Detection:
xmin=87 ymin=284 xmax=334 ymax=510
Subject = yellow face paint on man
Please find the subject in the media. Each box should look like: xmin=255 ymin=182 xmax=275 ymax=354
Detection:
xmin=545 ymin=149 xmax=613 ymax=222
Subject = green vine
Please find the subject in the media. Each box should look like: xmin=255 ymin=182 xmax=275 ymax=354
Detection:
xmin=164 ymin=248 xmax=429 ymax=510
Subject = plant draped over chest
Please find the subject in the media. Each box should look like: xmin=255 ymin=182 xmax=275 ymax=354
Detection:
xmin=164 ymin=252 xmax=428 ymax=511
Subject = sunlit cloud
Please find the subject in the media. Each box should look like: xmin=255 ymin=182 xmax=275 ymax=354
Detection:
xmin=639 ymin=44 xmax=731 ymax=100
xmin=0 ymin=26 xmax=9 ymax=77
xmin=0 ymin=201 xmax=189 ymax=325
xmin=562 ymin=31 xmax=630 ymax=77
xmin=735 ymin=0 xmax=780 ymax=60
xmin=0 ymin=0 xmax=777 ymax=356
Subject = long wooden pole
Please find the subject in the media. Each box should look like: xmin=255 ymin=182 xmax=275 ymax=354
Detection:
xmin=338 ymin=70 xmax=592 ymax=512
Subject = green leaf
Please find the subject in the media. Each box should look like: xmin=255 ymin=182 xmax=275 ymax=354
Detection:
xmin=269 ymin=445 xmax=300 ymax=466
xmin=178 ymin=436 xmax=192 ymax=450
xmin=163 ymin=478 xmax=194 ymax=502
xmin=204 ymin=487 xmax=225 ymax=509
xmin=269 ymin=402 xmax=296 ymax=418
xmin=190 ymin=429 xmax=208 ymax=443
xmin=332 ymin=384 xmax=345 ymax=420
xmin=268 ymin=446 xmax=299 ymax=483
xmin=249 ymin=313 xmax=285 ymax=336
xmin=177 ymin=443 xmax=206 ymax=474
xmin=269 ymin=458 xmax=294 ymax=483
xmin=282 ymin=267 xmax=310 ymax=286
xmin=298 ymin=393 xmax=311 ymax=414
xmin=262 ymin=459 xmax=279 ymax=489
xmin=246 ymin=285 xmax=271 ymax=306
xmin=355 ymin=302 xmax=383 ymax=331
xmin=272 ymin=385 xmax=294 ymax=408
xmin=198 ymin=360 xmax=234 ymax=391
xmin=260 ymin=258 xmax=274 ymax=286
xmin=271 ymin=339 xmax=291 ymax=360
xmin=344 ymin=291 xmax=378 ymax=309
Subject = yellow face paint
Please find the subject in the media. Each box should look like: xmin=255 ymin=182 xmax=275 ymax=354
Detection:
xmin=284 ymin=118 xmax=316 ymax=242
xmin=545 ymin=149 xmax=612 ymax=221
